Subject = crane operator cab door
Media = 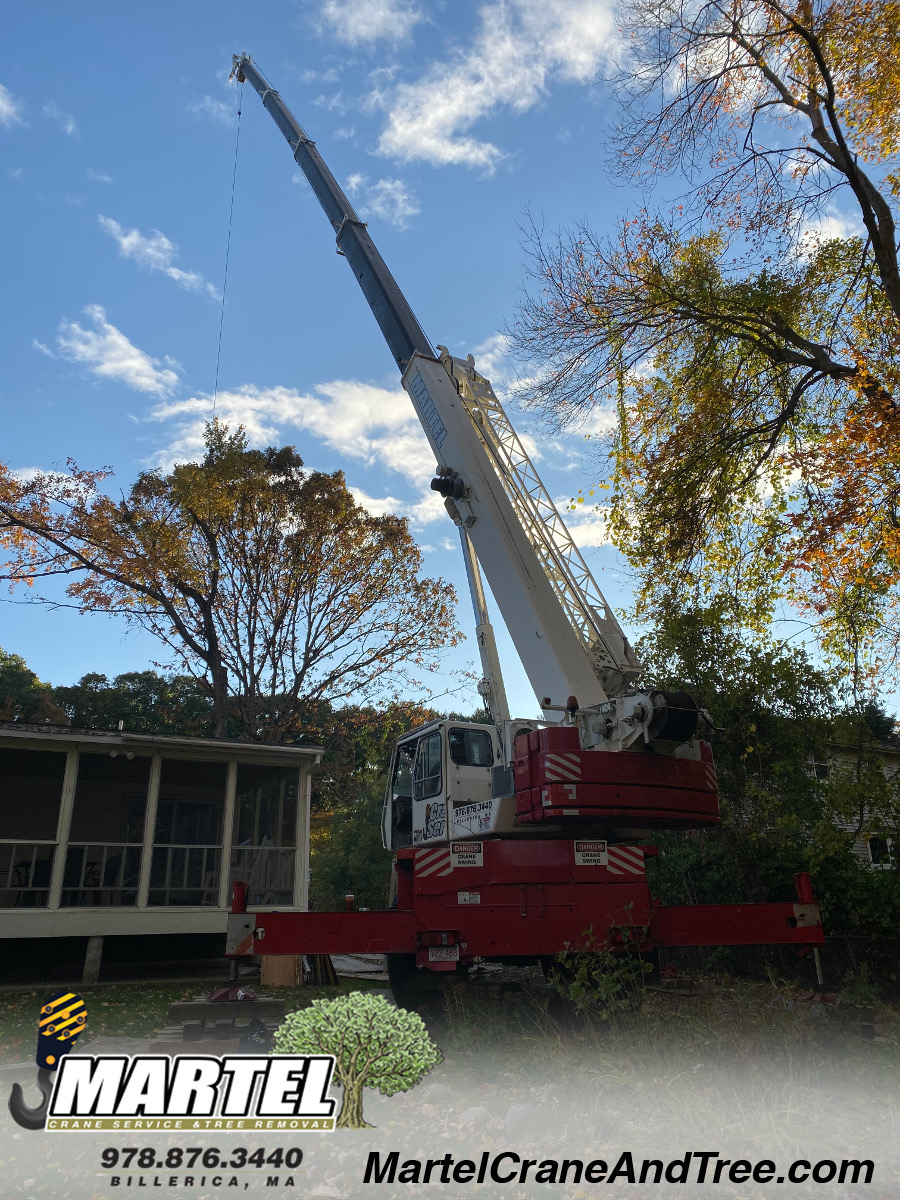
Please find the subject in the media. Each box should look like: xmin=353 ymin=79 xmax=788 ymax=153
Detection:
xmin=382 ymin=722 xmax=499 ymax=850
xmin=446 ymin=725 xmax=496 ymax=838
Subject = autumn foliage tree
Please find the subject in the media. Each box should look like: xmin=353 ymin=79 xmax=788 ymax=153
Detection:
xmin=513 ymin=0 xmax=900 ymax=684
xmin=0 ymin=422 xmax=461 ymax=739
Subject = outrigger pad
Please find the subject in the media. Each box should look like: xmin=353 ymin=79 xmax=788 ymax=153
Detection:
xmin=206 ymin=986 xmax=257 ymax=1002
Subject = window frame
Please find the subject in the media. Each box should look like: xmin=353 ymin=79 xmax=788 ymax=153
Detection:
xmin=447 ymin=726 xmax=495 ymax=768
xmin=413 ymin=732 xmax=443 ymax=802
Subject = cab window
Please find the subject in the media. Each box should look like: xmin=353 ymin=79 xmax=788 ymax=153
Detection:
xmin=391 ymin=742 xmax=415 ymax=802
xmin=413 ymin=733 xmax=442 ymax=800
xmin=448 ymin=728 xmax=494 ymax=767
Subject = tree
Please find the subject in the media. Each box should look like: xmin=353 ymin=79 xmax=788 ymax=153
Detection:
xmin=0 ymin=648 xmax=67 ymax=724
xmin=639 ymin=603 xmax=900 ymax=984
xmin=512 ymin=0 xmax=900 ymax=682
xmin=271 ymin=991 xmax=442 ymax=1129
xmin=54 ymin=669 xmax=214 ymax=736
xmin=0 ymin=422 xmax=461 ymax=739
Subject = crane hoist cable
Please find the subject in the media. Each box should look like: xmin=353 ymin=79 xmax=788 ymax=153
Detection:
xmin=212 ymin=80 xmax=244 ymax=418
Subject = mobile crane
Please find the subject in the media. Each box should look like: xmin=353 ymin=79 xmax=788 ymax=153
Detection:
xmin=226 ymin=55 xmax=824 ymax=1003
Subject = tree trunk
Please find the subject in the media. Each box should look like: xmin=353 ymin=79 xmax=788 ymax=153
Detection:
xmin=211 ymin=662 xmax=229 ymax=739
xmin=336 ymin=1078 xmax=373 ymax=1129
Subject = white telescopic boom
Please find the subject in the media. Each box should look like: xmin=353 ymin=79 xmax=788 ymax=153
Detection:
xmin=234 ymin=54 xmax=643 ymax=717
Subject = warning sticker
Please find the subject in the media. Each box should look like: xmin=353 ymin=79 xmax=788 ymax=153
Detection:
xmin=457 ymin=891 xmax=481 ymax=905
xmin=451 ymin=841 xmax=483 ymax=868
xmin=574 ymin=839 xmax=608 ymax=866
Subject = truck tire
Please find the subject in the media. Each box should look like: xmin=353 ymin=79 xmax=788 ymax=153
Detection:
xmin=386 ymin=953 xmax=448 ymax=1011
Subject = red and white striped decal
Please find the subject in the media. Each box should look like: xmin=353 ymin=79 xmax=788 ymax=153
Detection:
xmin=606 ymin=845 xmax=645 ymax=876
xmin=705 ymin=764 xmax=718 ymax=792
xmin=414 ymin=847 xmax=452 ymax=877
xmin=543 ymin=752 xmax=581 ymax=782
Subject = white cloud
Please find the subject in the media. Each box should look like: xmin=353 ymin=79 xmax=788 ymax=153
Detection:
xmin=346 ymin=173 xmax=420 ymax=228
xmin=53 ymin=304 xmax=180 ymax=396
xmin=468 ymin=332 xmax=517 ymax=390
xmin=350 ymin=485 xmax=445 ymax=526
xmin=313 ymin=91 xmax=349 ymax=115
xmin=318 ymin=0 xmax=423 ymax=45
xmin=299 ymin=66 xmax=342 ymax=84
xmin=151 ymin=379 xmax=430 ymax=474
xmin=797 ymin=209 xmax=864 ymax=258
xmin=8 ymin=165 xmax=25 ymax=181
xmin=374 ymin=0 xmax=617 ymax=169
xmin=148 ymin=378 xmax=453 ymax=526
xmin=558 ymin=498 xmax=611 ymax=548
xmin=98 ymin=216 xmax=219 ymax=299
xmin=43 ymin=100 xmax=77 ymax=136
xmin=88 ymin=169 xmax=114 ymax=183
xmin=0 ymin=83 xmax=25 ymax=128
xmin=187 ymin=95 xmax=235 ymax=127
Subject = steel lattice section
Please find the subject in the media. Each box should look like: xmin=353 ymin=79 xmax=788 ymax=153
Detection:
xmin=443 ymin=354 xmax=642 ymax=695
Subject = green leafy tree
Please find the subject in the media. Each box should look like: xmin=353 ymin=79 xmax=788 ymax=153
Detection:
xmin=512 ymin=0 xmax=900 ymax=683
xmin=272 ymin=992 xmax=442 ymax=1129
xmin=640 ymin=604 xmax=900 ymax=984
xmin=54 ymin=669 xmax=214 ymax=735
xmin=0 ymin=648 xmax=66 ymax=724
xmin=309 ymin=777 xmax=393 ymax=912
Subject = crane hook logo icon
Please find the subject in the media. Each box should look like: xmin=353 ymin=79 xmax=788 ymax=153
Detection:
xmin=8 ymin=991 xmax=87 ymax=1130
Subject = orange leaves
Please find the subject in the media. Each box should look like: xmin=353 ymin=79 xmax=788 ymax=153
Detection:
xmin=0 ymin=422 xmax=462 ymax=740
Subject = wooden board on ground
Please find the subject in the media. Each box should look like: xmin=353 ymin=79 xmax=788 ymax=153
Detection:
xmin=261 ymin=954 xmax=303 ymax=987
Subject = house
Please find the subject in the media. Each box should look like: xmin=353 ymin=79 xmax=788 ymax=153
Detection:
xmin=811 ymin=739 xmax=899 ymax=869
xmin=0 ymin=722 xmax=322 ymax=981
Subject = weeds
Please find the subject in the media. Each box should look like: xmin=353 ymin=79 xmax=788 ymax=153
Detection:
xmin=547 ymin=926 xmax=654 ymax=1020
xmin=842 ymin=962 xmax=882 ymax=1006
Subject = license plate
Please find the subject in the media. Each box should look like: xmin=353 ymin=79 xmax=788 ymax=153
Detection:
xmin=428 ymin=945 xmax=460 ymax=962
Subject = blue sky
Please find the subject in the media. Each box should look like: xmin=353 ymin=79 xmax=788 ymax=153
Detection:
xmin=1 ymin=0 xmax=663 ymax=717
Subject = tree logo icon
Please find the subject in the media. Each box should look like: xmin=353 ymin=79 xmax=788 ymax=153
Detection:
xmin=271 ymin=991 xmax=442 ymax=1129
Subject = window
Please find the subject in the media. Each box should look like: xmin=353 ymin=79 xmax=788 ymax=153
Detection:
xmin=0 ymin=748 xmax=67 ymax=841
xmin=61 ymin=753 xmax=151 ymax=907
xmin=0 ymin=748 xmax=67 ymax=908
xmin=868 ymin=836 xmax=894 ymax=868
xmin=229 ymin=764 xmax=299 ymax=906
xmin=388 ymin=742 xmax=417 ymax=845
xmin=413 ymin=734 xmax=442 ymax=801
xmin=149 ymin=759 xmax=226 ymax=906
xmin=391 ymin=743 xmax=416 ymax=804
xmin=62 ymin=844 xmax=142 ymax=907
xmin=448 ymin=728 xmax=494 ymax=767
xmin=68 ymin=754 xmax=149 ymax=842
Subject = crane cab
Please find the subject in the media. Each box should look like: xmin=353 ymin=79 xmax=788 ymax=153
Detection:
xmin=383 ymin=720 xmax=531 ymax=850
